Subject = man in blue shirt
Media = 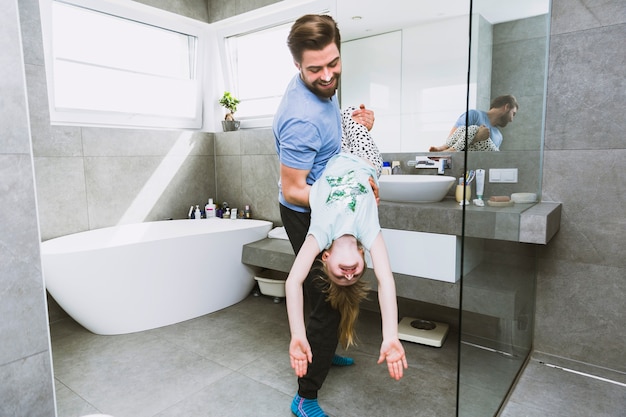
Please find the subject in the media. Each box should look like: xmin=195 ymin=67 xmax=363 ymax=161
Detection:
xmin=431 ymin=94 xmax=519 ymax=151
xmin=273 ymin=14 xmax=376 ymax=417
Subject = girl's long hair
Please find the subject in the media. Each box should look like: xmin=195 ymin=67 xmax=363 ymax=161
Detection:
xmin=313 ymin=243 xmax=370 ymax=349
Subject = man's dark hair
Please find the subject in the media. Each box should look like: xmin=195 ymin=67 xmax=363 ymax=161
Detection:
xmin=287 ymin=14 xmax=341 ymax=64
xmin=490 ymin=95 xmax=519 ymax=110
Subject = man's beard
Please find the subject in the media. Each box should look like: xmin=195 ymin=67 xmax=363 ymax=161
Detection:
xmin=496 ymin=114 xmax=510 ymax=127
xmin=303 ymin=72 xmax=340 ymax=99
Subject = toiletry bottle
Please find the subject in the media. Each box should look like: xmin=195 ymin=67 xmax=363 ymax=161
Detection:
xmin=230 ymin=208 xmax=238 ymax=219
xmin=224 ymin=208 xmax=230 ymax=219
xmin=194 ymin=205 xmax=202 ymax=219
xmin=205 ymin=198 xmax=216 ymax=218
xmin=381 ymin=161 xmax=391 ymax=175
xmin=475 ymin=169 xmax=485 ymax=200
xmin=244 ymin=205 xmax=251 ymax=219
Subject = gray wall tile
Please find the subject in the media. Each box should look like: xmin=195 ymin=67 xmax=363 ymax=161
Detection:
xmin=0 ymin=352 xmax=55 ymax=417
xmin=534 ymin=0 xmax=626 ymax=371
xmin=1 ymin=0 xmax=55 ymax=414
xmin=34 ymin=157 xmax=89 ymax=240
xmin=535 ymin=259 xmax=626 ymax=372
xmin=545 ymin=24 xmax=626 ymax=150
xmin=492 ymin=15 xmax=549 ymax=152
xmin=551 ymin=0 xmax=626 ymax=35
xmin=135 ymin=0 xmax=209 ymax=22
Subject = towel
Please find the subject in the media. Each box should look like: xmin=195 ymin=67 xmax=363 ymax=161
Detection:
xmin=268 ymin=226 xmax=289 ymax=240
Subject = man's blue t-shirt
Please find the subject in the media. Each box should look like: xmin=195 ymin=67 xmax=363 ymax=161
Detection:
xmin=273 ymin=75 xmax=342 ymax=212
xmin=454 ymin=109 xmax=503 ymax=149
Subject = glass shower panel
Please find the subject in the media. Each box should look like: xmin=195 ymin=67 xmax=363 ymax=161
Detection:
xmin=457 ymin=0 xmax=551 ymax=415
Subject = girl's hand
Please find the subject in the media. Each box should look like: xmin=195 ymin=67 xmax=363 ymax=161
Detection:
xmin=289 ymin=337 xmax=312 ymax=377
xmin=377 ymin=338 xmax=408 ymax=380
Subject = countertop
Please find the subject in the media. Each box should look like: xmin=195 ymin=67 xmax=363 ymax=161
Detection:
xmin=378 ymin=198 xmax=561 ymax=244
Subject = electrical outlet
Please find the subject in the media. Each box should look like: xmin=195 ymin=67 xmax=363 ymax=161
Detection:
xmin=489 ymin=168 xmax=518 ymax=183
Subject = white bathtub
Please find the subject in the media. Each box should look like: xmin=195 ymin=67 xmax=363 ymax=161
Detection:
xmin=41 ymin=219 xmax=272 ymax=335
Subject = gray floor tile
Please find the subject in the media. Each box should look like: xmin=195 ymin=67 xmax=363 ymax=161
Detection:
xmin=50 ymin=294 xmax=625 ymax=417
xmin=51 ymin=295 xmax=460 ymax=417
xmin=52 ymin=324 xmax=232 ymax=417
xmin=54 ymin=381 xmax=100 ymax=417
xmin=154 ymin=372 xmax=294 ymax=417
xmin=501 ymin=359 xmax=626 ymax=417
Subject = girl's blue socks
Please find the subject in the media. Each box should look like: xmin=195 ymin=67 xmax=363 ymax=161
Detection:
xmin=331 ymin=354 xmax=354 ymax=366
xmin=291 ymin=394 xmax=328 ymax=417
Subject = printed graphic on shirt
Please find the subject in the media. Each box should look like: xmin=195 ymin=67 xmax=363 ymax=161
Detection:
xmin=324 ymin=170 xmax=368 ymax=212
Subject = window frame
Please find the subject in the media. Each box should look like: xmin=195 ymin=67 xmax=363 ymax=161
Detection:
xmin=212 ymin=0 xmax=334 ymax=130
xmin=39 ymin=0 xmax=210 ymax=130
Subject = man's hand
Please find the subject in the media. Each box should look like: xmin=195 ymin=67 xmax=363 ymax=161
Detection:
xmin=352 ymin=104 xmax=375 ymax=131
xmin=369 ymin=176 xmax=380 ymax=204
xmin=475 ymin=125 xmax=490 ymax=142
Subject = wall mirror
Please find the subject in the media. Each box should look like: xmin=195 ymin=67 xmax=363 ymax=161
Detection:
xmin=338 ymin=0 xmax=550 ymax=155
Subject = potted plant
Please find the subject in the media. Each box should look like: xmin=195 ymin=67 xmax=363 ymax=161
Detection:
xmin=219 ymin=91 xmax=241 ymax=131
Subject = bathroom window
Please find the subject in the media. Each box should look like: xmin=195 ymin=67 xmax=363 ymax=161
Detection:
xmin=40 ymin=0 xmax=206 ymax=129
xmin=222 ymin=23 xmax=296 ymax=128
xmin=215 ymin=0 xmax=333 ymax=128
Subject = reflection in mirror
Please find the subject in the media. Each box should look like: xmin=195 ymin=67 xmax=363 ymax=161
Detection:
xmin=338 ymin=0 xmax=549 ymax=153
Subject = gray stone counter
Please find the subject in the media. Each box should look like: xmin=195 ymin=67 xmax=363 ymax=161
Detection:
xmin=242 ymin=200 xmax=561 ymax=309
xmin=378 ymin=199 xmax=561 ymax=244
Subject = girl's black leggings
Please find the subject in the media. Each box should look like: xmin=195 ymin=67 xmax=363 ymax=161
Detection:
xmin=280 ymin=203 xmax=340 ymax=399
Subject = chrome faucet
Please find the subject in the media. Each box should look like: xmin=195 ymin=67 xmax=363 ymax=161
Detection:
xmin=409 ymin=156 xmax=451 ymax=175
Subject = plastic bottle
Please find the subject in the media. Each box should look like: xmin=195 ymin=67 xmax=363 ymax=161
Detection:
xmin=205 ymin=198 xmax=216 ymax=218
xmin=194 ymin=205 xmax=202 ymax=219
xmin=475 ymin=169 xmax=485 ymax=200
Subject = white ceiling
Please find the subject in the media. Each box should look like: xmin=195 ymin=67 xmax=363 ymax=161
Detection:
xmin=336 ymin=0 xmax=550 ymax=41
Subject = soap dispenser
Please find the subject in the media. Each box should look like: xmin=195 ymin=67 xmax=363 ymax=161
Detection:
xmin=194 ymin=205 xmax=202 ymax=220
xmin=205 ymin=198 xmax=216 ymax=218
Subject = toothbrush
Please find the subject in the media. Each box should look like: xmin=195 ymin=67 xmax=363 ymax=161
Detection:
xmin=465 ymin=170 xmax=475 ymax=185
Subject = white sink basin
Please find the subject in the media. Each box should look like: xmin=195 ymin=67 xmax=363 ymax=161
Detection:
xmin=378 ymin=175 xmax=456 ymax=203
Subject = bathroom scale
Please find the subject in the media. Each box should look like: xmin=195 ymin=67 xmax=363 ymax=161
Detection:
xmin=398 ymin=317 xmax=449 ymax=347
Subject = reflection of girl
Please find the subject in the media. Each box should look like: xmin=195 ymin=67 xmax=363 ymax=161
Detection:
xmin=286 ymin=152 xmax=407 ymax=385
xmin=430 ymin=125 xmax=500 ymax=152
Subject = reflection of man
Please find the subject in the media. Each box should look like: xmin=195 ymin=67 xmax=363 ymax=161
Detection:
xmin=430 ymin=95 xmax=518 ymax=152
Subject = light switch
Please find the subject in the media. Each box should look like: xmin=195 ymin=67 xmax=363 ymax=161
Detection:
xmin=489 ymin=168 xmax=518 ymax=183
